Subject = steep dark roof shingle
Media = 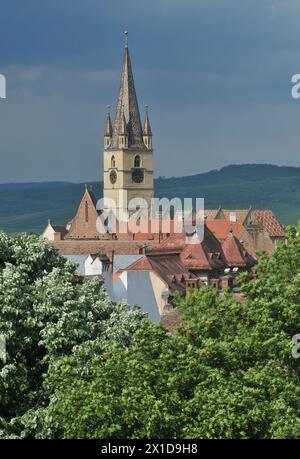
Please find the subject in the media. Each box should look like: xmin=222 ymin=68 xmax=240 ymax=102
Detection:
xmin=110 ymin=44 xmax=144 ymax=149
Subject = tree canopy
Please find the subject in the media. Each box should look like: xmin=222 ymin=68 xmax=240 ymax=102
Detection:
xmin=36 ymin=227 xmax=300 ymax=439
xmin=2 ymin=228 xmax=300 ymax=438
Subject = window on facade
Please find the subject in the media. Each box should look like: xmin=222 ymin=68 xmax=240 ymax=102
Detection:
xmin=134 ymin=155 xmax=141 ymax=167
xmin=85 ymin=201 xmax=89 ymax=223
xmin=111 ymin=155 xmax=116 ymax=168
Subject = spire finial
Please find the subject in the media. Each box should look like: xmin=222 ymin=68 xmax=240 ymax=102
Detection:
xmin=124 ymin=31 xmax=128 ymax=48
xmin=145 ymin=104 xmax=148 ymax=115
xmin=107 ymin=104 xmax=111 ymax=115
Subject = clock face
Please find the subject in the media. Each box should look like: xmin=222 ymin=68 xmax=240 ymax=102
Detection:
xmin=110 ymin=169 xmax=117 ymax=184
xmin=132 ymin=168 xmax=144 ymax=184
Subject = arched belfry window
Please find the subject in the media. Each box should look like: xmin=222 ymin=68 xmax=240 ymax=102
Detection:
xmin=134 ymin=155 xmax=141 ymax=168
xmin=111 ymin=155 xmax=116 ymax=168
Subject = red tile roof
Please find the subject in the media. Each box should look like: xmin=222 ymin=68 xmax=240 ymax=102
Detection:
xmin=221 ymin=209 xmax=250 ymax=224
xmin=125 ymin=256 xmax=153 ymax=271
xmin=205 ymin=209 xmax=250 ymax=223
xmin=206 ymin=220 xmax=245 ymax=240
xmin=250 ymin=210 xmax=285 ymax=238
xmin=152 ymin=225 xmax=227 ymax=271
xmin=204 ymin=209 xmax=220 ymax=220
xmin=205 ymin=208 xmax=285 ymax=238
xmin=221 ymin=231 xmax=256 ymax=268
xmin=124 ymin=252 xmax=193 ymax=292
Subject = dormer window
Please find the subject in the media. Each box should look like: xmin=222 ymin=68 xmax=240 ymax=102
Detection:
xmin=230 ymin=212 xmax=237 ymax=222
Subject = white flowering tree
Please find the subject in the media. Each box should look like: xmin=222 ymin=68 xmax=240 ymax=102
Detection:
xmin=0 ymin=232 xmax=145 ymax=437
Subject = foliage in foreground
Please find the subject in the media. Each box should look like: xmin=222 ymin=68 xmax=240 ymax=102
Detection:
xmin=36 ymin=227 xmax=300 ymax=439
xmin=0 ymin=232 xmax=145 ymax=438
xmin=2 ymin=227 xmax=300 ymax=438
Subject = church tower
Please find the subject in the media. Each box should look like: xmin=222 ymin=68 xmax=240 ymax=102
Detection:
xmin=103 ymin=32 xmax=154 ymax=219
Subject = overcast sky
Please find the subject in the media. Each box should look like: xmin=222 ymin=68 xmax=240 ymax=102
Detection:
xmin=0 ymin=0 xmax=300 ymax=182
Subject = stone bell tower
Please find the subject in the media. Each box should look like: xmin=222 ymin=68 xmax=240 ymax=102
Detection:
xmin=103 ymin=32 xmax=154 ymax=219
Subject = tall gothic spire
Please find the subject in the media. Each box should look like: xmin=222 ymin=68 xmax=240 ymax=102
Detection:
xmin=110 ymin=32 xmax=144 ymax=149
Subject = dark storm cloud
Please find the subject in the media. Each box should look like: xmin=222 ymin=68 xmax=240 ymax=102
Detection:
xmin=0 ymin=0 xmax=300 ymax=181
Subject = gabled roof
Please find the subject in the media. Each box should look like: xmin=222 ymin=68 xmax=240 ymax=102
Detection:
xmin=248 ymin=210 xmax=285 ymax=237
xmin=221 ymin=231 xmax=256 ymax=268
xmin=88 ymin=253 xmax=110 ymax=264
xmin=204 ymin=209 xmax=220 ymax=220
xmin=205 ymin=208 xmax=285 ymax=238
xmin=218 ymin=209 xmax=251 ymax=224
xmin=206 ymin=220 xmax=245 ymax=240
xmin=112 ymin=254 xmax=143 ymax=273
xmin=124 ymin=252 xmax=192 ymax=292
xmin=65 ymin=185 xmax=100 ymax=239
xmin=125 ymin=256 xmax=153 ymax=271
xmin=149 ymin=222 xmax=257 ymax=271
xmin=205 ymin=208 xmax=250 ymax=224
xmin=155 ymin=224 xmax=227 ymax=271
xmin=180 ymin=243 xmax=217 ymax=270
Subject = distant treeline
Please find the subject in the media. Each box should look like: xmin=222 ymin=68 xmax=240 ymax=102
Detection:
xmin=0 ymin=164 xmax=300 ymax=233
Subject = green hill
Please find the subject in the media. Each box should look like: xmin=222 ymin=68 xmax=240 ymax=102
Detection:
xmin=1 ymin=164 xmax=300 ymax=234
